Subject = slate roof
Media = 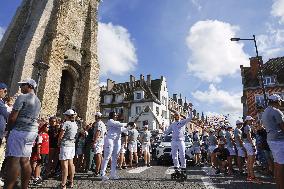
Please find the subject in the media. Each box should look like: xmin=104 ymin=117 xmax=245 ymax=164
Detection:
xmin=241 ymin=57 xmax=284 ymax=88
xmin=100 ymin=78 xmax=162 ymax=104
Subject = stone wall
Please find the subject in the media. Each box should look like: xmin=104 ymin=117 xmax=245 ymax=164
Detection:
xmin=0 ymin=0 xmax=101 ymax=123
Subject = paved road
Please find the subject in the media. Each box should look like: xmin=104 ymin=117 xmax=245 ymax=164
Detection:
xmin=28 ymin=164 xmax=276 ymax=189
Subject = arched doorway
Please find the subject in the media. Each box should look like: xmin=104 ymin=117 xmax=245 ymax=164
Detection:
xmin=57 ymin=70 xmax=76 ymax=116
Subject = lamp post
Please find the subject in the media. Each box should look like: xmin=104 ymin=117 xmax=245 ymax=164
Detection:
xmin=230 ymin=35 xmax=268 ymax=107
xmin=32 ymin=61 xmax=50 ymax=95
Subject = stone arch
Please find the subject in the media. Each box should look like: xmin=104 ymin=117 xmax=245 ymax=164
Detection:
xmin=56 ymin=60 xmax=81 ymax=116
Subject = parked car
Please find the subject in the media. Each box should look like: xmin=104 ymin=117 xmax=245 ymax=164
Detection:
xmin=156 ymin=135 xmax=194 ymax=166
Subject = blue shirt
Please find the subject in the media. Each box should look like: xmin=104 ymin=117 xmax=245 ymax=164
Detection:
xmin=164 ymin=116 xmax=192 ymax=141
xmin=0 ymin=99 xmax=9 ymax=138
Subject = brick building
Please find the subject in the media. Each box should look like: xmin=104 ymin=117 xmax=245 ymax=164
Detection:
xmin=0 ymin=0 xmax=101 ymax=122
xmin=240 ymin=56 xmax=284 ymax=121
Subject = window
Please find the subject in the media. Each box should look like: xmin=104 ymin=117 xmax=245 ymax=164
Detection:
xmin=134 ymin=91 xmax=144 ymax=100
xmin=104 ymin=95 xmax=113 ymax=104
xmin=103 ymin=108 xmax=112 ymax=116
xmin=115 ymin=107 xmax=123 ymax=115
xmin=115 ymin=94 xmax=124 ymax=103
xmin=156 ymin=107 xmax=159 ymax=116
xmin=136 ymin=93 xmax=142 ymax=100
xmin=162 ymin=110 xmax=168 ymax=119
xmin=255 ymin=95 xmax=266 ymax=108
xmin=263 ymin=76 xmax=276 ymax=86
xmin=136 ymin=106 xmax=141 ymax=115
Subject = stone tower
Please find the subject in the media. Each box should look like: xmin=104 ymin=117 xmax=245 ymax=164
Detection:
xmin=0 ymin=0 xmax=100 ymax=123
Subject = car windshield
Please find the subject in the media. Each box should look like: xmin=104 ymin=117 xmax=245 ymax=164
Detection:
xmin=162 ymin=135 xmax=191 ymax=142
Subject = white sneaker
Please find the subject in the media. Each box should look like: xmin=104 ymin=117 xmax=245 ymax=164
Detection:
xmin=0 ymin=180 xmax=4 ymax=187
xmin=110 ymin=175 xmax=120 ymax=180
xmin=101 ymin=175 xmax=109 ymax=181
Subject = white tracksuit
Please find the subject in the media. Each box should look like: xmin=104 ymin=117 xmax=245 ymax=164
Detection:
xmin=164 ymin=115 xmax=192 ymax=168
xmin=101 ymin=119 xmax=128 ymax=177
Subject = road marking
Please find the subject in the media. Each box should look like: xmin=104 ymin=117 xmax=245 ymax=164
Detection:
xmin=165 ymin=166 xmax=175 ymax=175
xmin=201 ymin=167 xmax=217 ymax=189
xmin=127 ymin=166 xmax=150 ymax=174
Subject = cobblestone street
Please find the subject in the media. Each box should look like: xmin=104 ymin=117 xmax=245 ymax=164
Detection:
xmin=27 ymin=164 xmax=276 ymax=189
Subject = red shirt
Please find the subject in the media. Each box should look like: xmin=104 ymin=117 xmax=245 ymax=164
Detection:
xmin=38 ymin=132 xmax=49 ymax=154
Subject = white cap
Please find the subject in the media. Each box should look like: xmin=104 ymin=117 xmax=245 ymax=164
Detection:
xmin=236 ymin=120 xmax=243 ymax=125
xmin=209 ymin=128 xmax=215 ymax=132
xmin=18 ymin=78 xmax=37 ymax=88
xmin=144 ymin=125 xmax=149 ymax=128
xmin=226 ymin=124 xmax=233 ymax=129
xmin=245 ymin=116 xmax=254 ymax=121
xmin=268 ymin=94 xmax=282 ymax=102
xmin=63 ymin=109 xmax=76 ymax=116
xmin=95 ymin=112 xmax=102 ymax=117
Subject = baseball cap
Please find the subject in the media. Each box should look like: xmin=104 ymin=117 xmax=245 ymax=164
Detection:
xmin=268 ymin=94 xmax=282 ymax=102
xmin=18 ymin=78 xmax=37 ymax=88
xmin=95 ymin=112 xmax=102 ymax=117
xmin=144 ymin=125 xmax=149 ymax=128
xmin=236 ymin=120 xmax=243 ymax=125
xmin=63 ymin=109 xmax=76 ymax=116
xmin=245 ymin=116 xmax=254 ymax=121
xmin=0 ymin=83 xmax=7 ymax=89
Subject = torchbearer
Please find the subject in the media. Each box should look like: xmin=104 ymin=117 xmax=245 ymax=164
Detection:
xmin=164 ymin=111 xmax=193 ymax=181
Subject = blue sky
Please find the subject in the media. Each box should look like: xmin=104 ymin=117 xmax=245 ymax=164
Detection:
xmin=1 ymin=0 xmax=284 ymax=123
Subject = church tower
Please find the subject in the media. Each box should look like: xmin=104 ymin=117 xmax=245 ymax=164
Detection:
xmin=0 ymin=0 xmax=101 ymax=123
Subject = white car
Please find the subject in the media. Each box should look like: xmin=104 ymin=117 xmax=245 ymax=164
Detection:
xmin=156 ymin=135 xmax=194 ymax=166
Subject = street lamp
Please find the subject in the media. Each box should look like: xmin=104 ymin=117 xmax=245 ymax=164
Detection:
xmin=230 ymin=35 xmax=268 ymax=107
xmin=32 ymin=61 xmax=50 ymax=95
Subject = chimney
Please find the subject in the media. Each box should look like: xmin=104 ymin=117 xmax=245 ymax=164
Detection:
xmin=249 ymin=56 xmax=261 ymax=78
xmin=173 ymin=94 xmax=177 ymax=102
xmin=130 ymin=75 xmax=135 ymax=89
xmin=147 ymin=74 xmax=151 ymax=86
xmin=107 ymin=79 xmax=115 ymax=91
xmin=178 ymin=94 xmax=183 ymax=105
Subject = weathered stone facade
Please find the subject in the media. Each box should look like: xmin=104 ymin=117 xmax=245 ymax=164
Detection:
xmin=0 ymin=0 xmax=101 ymax=123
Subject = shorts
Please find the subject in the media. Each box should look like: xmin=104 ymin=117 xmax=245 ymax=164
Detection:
xmin=194 ymin=146 xmax=201 ymax=154
xmin=94 ymin=142 xmax=104 ymax=154
xmin=142 ymin=143 xmax=150 ymax=153
xmin=226 ymin=146 xmax=236 ymax=156
xmin=208 ymin=145 xmax=217 ymax=154
xmin=128 ymin=143 xmax=138 ymax=153
xmin=268 ymin=140 xmax=284 ymax=164
xmin=30 ymin=154 xmax=48 ymax=165
xmin=244 ymin=143 xmax=255 ymax=156
xmin=120 ymin=146 xmax=126 ymax=154
xmin=59 ymin=146 xmax=75 ymax=160
xmin=76 ymin=147 xmax=83 ymax=155
xmin=236 ymin=147 xmax=246 ymax=157
xmin=6 ymin=130 xmax=38 ymax=158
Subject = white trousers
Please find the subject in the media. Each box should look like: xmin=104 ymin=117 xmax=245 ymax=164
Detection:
xmin=101 ymin=137 xmax=121 ymax=177
xmin=171 ymin=140 xmax=186 ymax=168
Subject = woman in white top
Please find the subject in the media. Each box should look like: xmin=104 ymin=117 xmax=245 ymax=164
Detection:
xmin=58 ymin=109 xmax=78 ymax=189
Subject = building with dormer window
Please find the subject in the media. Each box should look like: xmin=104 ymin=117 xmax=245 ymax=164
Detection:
xmin=240 ymin=56 xmax=284 ymax=121
xmin=100 ymin=74 xmax=170 ymax=130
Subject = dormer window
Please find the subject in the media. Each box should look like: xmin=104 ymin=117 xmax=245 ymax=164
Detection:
xmin=263 ymin=76 xmax=275 ymax=86
xmin=134 ymin=91 xmax=144 ymax=100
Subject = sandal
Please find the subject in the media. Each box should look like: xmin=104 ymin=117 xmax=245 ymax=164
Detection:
xmin=57 ymin=184 xmax=66 ymax=189
xmin=66 ymin=180 xmax=74 ymax=188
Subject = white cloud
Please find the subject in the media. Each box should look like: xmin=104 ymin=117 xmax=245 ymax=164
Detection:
xmin=257 ymin=24 xmax=284 ymax=60
xmin=186 ymin=20 xmax=249 ymax=83
xmin=192 ymin=84 xmax=242 ymax=114
xmin=271 ymin=0 xmax=284 ymax=24
xmin=98 ymin=22 xmax=138 ymax=76
xmin=0 ymin=26 xmax=5 ymax=41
